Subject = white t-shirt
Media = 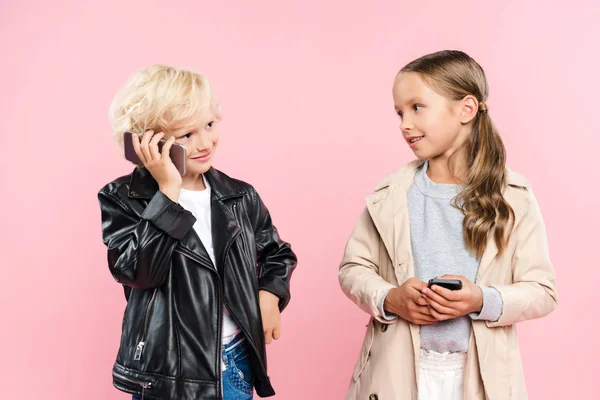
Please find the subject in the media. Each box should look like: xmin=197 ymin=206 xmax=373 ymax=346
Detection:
xmin=177 ymin=175 xmax=242 ymax=346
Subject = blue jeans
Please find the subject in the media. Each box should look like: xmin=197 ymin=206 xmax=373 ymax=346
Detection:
xmin=221 ymin=334 xmax=254 ymax=399
xmin=132 ymin=333 xmax=254 ymax=400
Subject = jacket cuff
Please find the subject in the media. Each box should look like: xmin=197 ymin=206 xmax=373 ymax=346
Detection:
xmin=258 ymin=275 xmax=290 ymax=311
xmin=141 ymin=191 xmax=196 ymax=240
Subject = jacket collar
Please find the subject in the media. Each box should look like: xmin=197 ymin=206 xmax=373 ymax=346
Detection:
xmin=127 ymin=166 xmax=247 ymax=201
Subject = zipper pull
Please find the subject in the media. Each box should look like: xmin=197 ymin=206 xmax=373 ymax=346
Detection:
xmin=134 ymin=341 xmax=145 ymax=361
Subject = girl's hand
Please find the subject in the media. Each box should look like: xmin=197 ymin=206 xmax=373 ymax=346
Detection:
xmin=384 ymin=278 xmax=437 ymax=325
xmin=421 ymin=275 xmax=483 ymax=321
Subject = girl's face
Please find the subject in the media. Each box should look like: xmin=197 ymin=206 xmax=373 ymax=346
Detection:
xmin=164 ymin=108 xmax=220 ymax=179
xmin=392 ymin=72 xmax=475 ymax=162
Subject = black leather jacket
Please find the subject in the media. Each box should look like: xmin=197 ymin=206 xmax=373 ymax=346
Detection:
xmin=98 ymin=166 xmax=297 ymax=400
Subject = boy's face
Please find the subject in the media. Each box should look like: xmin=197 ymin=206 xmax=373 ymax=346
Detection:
xmin=164 ymin=108 xmax=219 ymax=177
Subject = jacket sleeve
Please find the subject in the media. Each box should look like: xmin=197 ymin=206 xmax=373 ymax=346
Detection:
xmin=339 ymin=208 xmax=398 ymax=324
xmin=98 ymin=188 xmax=196 ymax=289
xmin=250 ymin=188 xmax=297 ymax=312
xmin=487 ymin=189 xmax=558 ymax=327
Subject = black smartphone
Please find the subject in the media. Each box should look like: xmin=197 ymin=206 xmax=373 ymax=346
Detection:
xmin=427 ymin=278 xmax=463 ymax=291
xmin=123 ymin=131 xmax=187 ymax=176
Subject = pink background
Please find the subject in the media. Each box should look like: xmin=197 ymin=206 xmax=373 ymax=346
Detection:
xmin=2 ymin=1 xmax=599 ymax=398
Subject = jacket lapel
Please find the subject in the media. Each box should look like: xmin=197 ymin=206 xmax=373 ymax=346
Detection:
xmin=210 ymin=197 xmax=241 ymax=275
xmin=178 ymin=230 xmax=217 ymax=273
xmin=365 ymin=161 xmax=422 ymax=279
xmin=205 ymin=168 xmax=244 ymax=276
xmin=365 ymin=190 xmax=397 ymax=269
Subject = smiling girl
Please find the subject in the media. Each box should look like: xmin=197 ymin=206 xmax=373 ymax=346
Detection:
xmin=339 ymin=50 xmax=557 ymax=399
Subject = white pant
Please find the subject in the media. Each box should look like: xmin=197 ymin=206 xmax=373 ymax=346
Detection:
xmin=418 ymin=349 xmax=466 ymax=400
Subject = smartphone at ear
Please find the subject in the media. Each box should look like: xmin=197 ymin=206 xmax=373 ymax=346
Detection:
xmin=427 ymin=278 xmax=463 ymax=291
xmin=123 ymin=131 xmax=187 ymax=176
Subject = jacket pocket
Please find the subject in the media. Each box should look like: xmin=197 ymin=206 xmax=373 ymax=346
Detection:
xmin=352 ymin=319 xmax=375 ymax=382
xmin=133 ymin=288 xmax=158 ymax=361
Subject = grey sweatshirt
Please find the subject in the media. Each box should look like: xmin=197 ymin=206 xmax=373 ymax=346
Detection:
xmin=382 ymin=161 xmax=503 ymax=353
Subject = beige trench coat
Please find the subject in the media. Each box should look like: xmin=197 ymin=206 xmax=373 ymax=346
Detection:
xmin=339 ymin=160 xmax=558 ymax=399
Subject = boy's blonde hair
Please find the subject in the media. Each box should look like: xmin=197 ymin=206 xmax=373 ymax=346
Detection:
xmin=109 ymin=64 xmax=221 ymax=148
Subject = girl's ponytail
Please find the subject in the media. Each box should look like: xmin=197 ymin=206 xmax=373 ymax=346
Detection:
xmin=455 ymin=104 xmax=514 ymax=259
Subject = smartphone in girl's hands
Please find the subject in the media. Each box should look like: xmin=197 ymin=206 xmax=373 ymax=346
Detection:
xmin=427 ymin=278 xmax=463 ymax=291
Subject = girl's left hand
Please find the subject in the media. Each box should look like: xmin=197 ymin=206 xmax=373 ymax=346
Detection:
xmin=259 ymin=290 xmax=281 ymax=344
xmin=421 ymin=275 xmax=483 ymax=321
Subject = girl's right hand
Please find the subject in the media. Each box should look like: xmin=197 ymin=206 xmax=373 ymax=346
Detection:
xmin=132 ymin=130 xmax=182 ymax=202
xmin=384 ymin=278 xmax=437 ymax=325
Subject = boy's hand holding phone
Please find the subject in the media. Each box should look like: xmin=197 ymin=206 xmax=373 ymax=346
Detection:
xmin=421 ymin=274 xmax=483 ymax=321
xmin=132 ymin=130 xmax=182 ymax=202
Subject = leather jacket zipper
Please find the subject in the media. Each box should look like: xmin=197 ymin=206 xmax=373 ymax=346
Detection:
xmin=217 ymin=223 xmax=242 ymax=400
xmin=113 ymin=371 xmax=152 ymax=399
xmin=134 ymin=288 xmax=158 ymax=361
xmin=225 ymin=204 xmax=269 ymax=377
xmin=174 ymin=246 xmax=228 ymax=400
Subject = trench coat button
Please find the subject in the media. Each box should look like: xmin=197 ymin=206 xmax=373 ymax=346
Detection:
xmin=381 ymin=324 xmax=388 ymax=332
xmin=131 ymin=191 xmax=138 ymax=197
xmin=369 ymin=394 xmax=379 ymax=400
